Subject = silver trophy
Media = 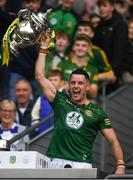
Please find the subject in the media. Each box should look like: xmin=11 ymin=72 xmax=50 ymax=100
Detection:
xmin=10 ymin=8 xmax=52 ymax=55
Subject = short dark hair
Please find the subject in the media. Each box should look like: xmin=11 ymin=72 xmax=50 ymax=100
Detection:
xmin=115 ymin=0 xmax=127 ymax=7
xmin=97 ymin=0 xmax=115 ymax=6
xmin=90 ymin=13 xmax=101 ymax=20
xmin=74 ymin=34 xmax=92 ymax=45
xmin=77 ymin=21 xmax=93 ymax=29
xmin=70 ymin=68 xmax=90 ymax=81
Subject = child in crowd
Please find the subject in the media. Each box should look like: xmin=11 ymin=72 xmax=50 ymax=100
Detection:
xmin=31 ymin=69 xmax=64 ymax=136
xmin=90 ymin=13 xmax=101 ymax=29
xmin=45 ymin=30 xmax=70 ymax=72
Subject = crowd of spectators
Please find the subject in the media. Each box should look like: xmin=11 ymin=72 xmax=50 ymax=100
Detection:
xmin=0 ymin=0 xmax=133 ymax=149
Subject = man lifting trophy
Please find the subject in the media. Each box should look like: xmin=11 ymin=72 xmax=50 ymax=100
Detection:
xmin=1 ymin=8 xmax=54 ymax=65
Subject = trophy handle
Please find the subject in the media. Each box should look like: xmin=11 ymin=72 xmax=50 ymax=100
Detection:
xmin=44 ymin=9 xmax=52 ymax=17
xmin=18 ymin=9 xmax=32 ymax=20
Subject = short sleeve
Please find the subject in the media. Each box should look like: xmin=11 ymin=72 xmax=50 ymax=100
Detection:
xmin=90 ymin=73 xmax=99 ymax=84
xmin=98 ymin=110 xmax=112 ymax=129
xmin=50 ymin=91 xmax=66 ymax=109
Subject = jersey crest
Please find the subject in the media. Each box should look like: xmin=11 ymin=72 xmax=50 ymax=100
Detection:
xmin=85 ymin=110 xmax=92 ymax=117
xmin=66 ymin=111 xmax=84 ymax=129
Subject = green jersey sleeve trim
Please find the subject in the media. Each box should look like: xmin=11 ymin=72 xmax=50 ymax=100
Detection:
xmin=98 ymin=109 xmax=112 ymax=129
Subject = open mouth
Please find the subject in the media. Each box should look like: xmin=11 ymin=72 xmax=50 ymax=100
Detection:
xmin=72 ymin=88 xmax=81 ymax=97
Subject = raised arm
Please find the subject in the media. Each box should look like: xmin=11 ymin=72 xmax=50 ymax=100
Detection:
xmin=35 ymin=33 xmax=56 ymax=102
xmin=101 ymin=128 xmax=125 ymax=175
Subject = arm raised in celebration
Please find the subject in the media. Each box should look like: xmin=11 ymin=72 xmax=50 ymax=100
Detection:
xmin=35 ymin=33 xmax=56 ymax=102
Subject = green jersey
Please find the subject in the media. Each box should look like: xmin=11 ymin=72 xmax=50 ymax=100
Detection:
xmin=47 ymin=91 xmax=112 ymax=163
xmin=57 ymin=59 xmax=99 ymax=84
xmin=45 ymin=51 xmax=69 ymax=77
xmin=87 ymin=45 xmax=113 ymax=73
xmin=48 ymin=9 xmax=77 ymax=40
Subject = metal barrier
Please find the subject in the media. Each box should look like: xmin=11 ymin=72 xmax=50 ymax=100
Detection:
xmin=0 ymin=113 xmax=54 ymax=151
xmin=10 ymin=113 xmax=54 ymax=145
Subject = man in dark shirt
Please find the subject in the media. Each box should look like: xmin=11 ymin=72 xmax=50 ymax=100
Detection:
xmin=93 ymin=0 xmax=128 ymax=82
xmin=15 ymin=79 xmax=34 ymax=127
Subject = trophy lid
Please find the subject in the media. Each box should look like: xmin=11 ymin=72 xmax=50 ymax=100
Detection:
xmin=31 ymin=9 xmax=52 ymax=30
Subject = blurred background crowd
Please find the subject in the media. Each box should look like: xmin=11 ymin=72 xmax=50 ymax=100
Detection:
xmin=0 ymin=0 xmax=133 ymax=150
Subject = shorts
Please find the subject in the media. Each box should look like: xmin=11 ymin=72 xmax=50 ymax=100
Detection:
xmin=49 ymin=158 xmax=92 ymax=168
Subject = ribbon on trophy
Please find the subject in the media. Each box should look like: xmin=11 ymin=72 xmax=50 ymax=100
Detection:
xmin=48 ymin=30 xmax=55 ymax=50
xmin=1 ymin=18 xmax=19 ymax=65
xmin=1 ymin=9 xmax=55 ymax=66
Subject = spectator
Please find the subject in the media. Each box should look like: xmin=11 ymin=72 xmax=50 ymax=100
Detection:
xmin=93 ymin=0 xmax=128 ymax=84
xmin=45 ymin=30 xmax=70 ymax=73
xmin=126 ymin=0 xmax=133 ymax=19
xmin=122 ymin=19 xmax=133 ymax=83
xmin=31 ymin=69 xmax=64 ymax=136
xmin=114 ymin=0 xmax=128 ymax=20
xmin=76 ymin=21 xmax=116 ymax=82
xmin=0 ymin=0 xmax=15 ymax=47
xmin=0 ymin=99 xmax=29 ymax=151
xmin=85 ymin=0 xmax=98 ymax=15
xmin=7 ymin=0 xmax=42 ymax=101
xmin=41 ymin=0 xmax=61 ymax=12
xmin=73 ymin=0 xmax=86 ymax=17
xmin=75 ymin=0 xmax=98 ymax=22
xmin=128 ymin=19 xmax=133 ymax=40
xmin=21 ymin=0 xmax=41 ymax=11
xmin=15 ymin=79 xmax=35 ymax=128
xmin=79 ymin=0 xmax=99 ymax=22
xmin=76 ymin=21 xmax=95 ymax=39
xmin=58 ymin=34 xmax=99 ymax=99
xmin=90 ymin=13 xmax=101 ymax=29
xmin=48 ymin=0 xmax=77 ymax=40
xmin=35 ymin=33 xmax=125 ymax=173
xmin=81 ymin=9 xmax=90 ymax=22
xmin=72 ymin=0 xmax=90 ymax=22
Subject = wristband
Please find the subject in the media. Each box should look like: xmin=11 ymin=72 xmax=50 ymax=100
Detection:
xmin=117 ymin=160 xmax=125 ymax=166
xmin=39 ymin=48 xmax=48 ymax=54
xmin=117 ymin=165 xmax=125 ymax=169
xmin=117 ymin=160 xmax=124 ymax=163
